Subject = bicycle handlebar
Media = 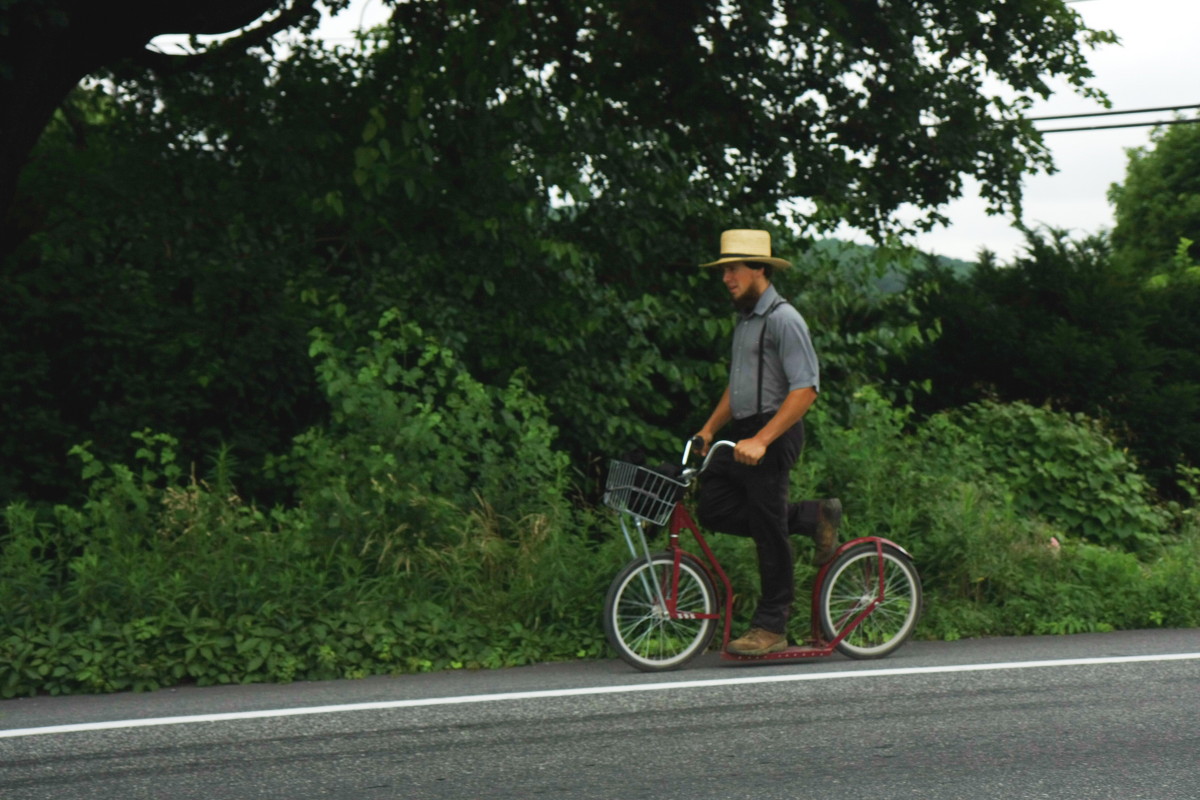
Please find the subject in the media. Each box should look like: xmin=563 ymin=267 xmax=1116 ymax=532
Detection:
xmin=682 ymin=436 xmax=735 ymax=476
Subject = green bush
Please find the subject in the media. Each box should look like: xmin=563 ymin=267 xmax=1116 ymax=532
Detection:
xmin=3 ymin=377 xmax=1198 ymax=697
xmin=789 ymin=388 xmax=1199 ymax=642
xmin=946 ymin=401 xmax=1169 ymax=550
xmin=0 ymin=314 xmax=618 ymax=697
xmin=888 ymin=229 xmax=1200 ymax=498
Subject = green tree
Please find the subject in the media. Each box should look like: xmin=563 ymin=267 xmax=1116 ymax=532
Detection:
xmin=1109 ymin=119 xmax=1200 ymax=274
xmin=3 ymin=0 xmax=1116 ymax=504
xmin=889 ymin=229 xmax=1200 ymax=493
xmin=0 ymin=0 xmax=349 ymax=253
xmin=4 ymin=1 xmax=1114 ymax=250
xmin=370 ymin=0 xmax=1114 ymax=239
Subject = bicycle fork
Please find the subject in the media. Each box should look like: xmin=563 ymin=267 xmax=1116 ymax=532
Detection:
xmin=617 ymin=511 xmax=725 ymax=622
xmin=617 ymin=514 xmax=671 ymax=617
xmin=808 ymin=537 xmax=890 ymax=646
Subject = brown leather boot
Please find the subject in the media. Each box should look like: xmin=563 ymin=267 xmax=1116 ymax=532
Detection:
xmin=813 ymin=498 xmax=842 ymax=565
xmin=726 ymin=627 xmax=788 ymax=656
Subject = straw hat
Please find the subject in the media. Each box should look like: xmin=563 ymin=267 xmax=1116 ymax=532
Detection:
xmin=699 ymin=229 xmax=791 ymax=270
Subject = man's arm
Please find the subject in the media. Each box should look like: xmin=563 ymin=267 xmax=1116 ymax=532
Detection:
xmin=733 ymin=386 xmax=817 ymax=465
xmin=695 ymin=386 xmax=733 ymax=455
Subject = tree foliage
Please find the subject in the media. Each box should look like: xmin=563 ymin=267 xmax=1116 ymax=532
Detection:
xmin=8 ymin=1 xmax=1200 ymax=694
xmin=888 ymin=229 xmax=1200 ymax=494
xmin=3 ymin=0 xmax=1114 ymax=243
xmin=363 ymin=0 xmax=1112 ymax=239
xmin=4 ymin=376 xmax=1197 ymax=696
xmin=889 ymin=119 xmax=1200 ymax=491
xmin=2 ymin=1 xmax=1113 ymax=504
xmin=1109 ymin=119 xmax=1200 ymax=274
xmin=0 ymin=0 xmax=355 ymax=251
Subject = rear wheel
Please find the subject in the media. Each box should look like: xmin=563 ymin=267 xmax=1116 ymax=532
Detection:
xmin=603 ymin=552 xmax=718 ymax=672
xmin=818 ymin=542 xmax=922 ymax=659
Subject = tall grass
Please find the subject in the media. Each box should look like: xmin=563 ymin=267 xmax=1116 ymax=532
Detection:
xmin=0 ymin=312 xmax=618 ymax=696
xmin=2 ymin=316 xmax=1197 ymax=697
xmin=792 ymin=388 xmax=1200 ymax=641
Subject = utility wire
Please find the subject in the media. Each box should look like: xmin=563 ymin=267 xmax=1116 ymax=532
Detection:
xmin=1030 ymin=103 xmax=1200 ymax=122
xmin=1025 ymin=103 xmax=1200 ymax=133
xmin=1039 ymin=117 xmax=1200 ymax=133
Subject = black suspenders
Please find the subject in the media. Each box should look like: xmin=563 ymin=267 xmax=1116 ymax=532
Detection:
xmin=756 ymin=298 xmax=788 ymax=416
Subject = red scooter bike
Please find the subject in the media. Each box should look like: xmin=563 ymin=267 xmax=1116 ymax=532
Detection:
xmin=602 ymin=438 xmax=922 ymax=672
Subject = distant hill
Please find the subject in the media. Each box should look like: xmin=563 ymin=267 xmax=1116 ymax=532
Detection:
xmin=799 ymin=238 xmax=977 ymax=293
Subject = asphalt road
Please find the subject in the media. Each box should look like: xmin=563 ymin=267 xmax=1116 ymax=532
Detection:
xmin=1 ymin=629 xmax=1198 ymax=799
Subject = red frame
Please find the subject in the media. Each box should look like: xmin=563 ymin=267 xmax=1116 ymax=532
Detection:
xmin=665 ymin=500 xmax=907 ymax=662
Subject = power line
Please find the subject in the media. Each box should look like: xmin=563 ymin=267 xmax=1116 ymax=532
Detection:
xmin=1039 ymin=117 xmax=1200 ymax=134
xmin=1024 ymin=103 xmax=1200 ymax=134
xmin=1030 ymin=103 xmax=1200 ymax=122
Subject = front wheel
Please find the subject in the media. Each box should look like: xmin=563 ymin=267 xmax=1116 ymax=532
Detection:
xmin=603 ymin=552 xmax=718 ymax=672
xmin=818 ymin=541 xmax=922 ymax=660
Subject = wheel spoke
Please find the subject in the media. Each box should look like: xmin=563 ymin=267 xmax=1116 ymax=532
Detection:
xmin=604 ymin=554 xmax=718 ymax=671
xmin=820 ymin=545 xmax=921 ymax=659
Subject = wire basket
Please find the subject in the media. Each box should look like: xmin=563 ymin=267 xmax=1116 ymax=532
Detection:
xmin=603 ymin=460 xmax=687 ymax=526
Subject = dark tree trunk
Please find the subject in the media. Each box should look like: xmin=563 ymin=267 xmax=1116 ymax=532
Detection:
xmin=0 ymin=0 xmax=302 ymax=255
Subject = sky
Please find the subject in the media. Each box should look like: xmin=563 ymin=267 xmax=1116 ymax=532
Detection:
xmin=155 ymin=0 xmax=1199 ymax=264
xmin=905 ymin=0 xmax=1200 ymax=263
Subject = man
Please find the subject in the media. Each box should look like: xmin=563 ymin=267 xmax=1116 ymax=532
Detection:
xmin=693 ymin=228 xmax=841 ymax=657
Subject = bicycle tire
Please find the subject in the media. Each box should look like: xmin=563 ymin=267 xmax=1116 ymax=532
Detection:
xmin=818 ymin=541 xmax=922 ymax=660
xmin=603 ymin=552 xmax=718 ymax=672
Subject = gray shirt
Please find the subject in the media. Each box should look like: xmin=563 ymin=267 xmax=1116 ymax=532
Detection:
xmin=728 ymin=284 xmax=820 ymax=420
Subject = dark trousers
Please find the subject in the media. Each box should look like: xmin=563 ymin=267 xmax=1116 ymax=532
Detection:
xmin=696 ymin=415 xmax=821 ymax=634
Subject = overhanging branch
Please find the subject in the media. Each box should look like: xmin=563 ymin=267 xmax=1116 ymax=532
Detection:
xmin=131 ymin=0 xmax=324 ymax=75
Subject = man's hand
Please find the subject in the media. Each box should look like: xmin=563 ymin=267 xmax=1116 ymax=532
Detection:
xmin=734 ymin=437 xmax=767 ymax=466
xmin=693 ymin=431 xmax=713 ymax=456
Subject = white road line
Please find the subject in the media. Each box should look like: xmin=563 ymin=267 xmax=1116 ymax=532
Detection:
xmin=3 ymin=651 xmax=1198 ymax=739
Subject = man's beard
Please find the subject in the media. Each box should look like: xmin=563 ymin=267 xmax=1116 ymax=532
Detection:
xmin=732 ymin=283 xmax=763 ymax=313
